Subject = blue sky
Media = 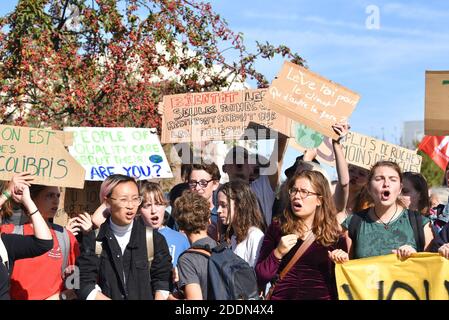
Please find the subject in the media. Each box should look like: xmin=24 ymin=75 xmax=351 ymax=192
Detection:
xmin=208 ymin=0 xmax=449 ymax=178
xmin=209 ymin=0 xmax=449 ymax=143
xmin=2 ymin=1 xmax=448 ymax=180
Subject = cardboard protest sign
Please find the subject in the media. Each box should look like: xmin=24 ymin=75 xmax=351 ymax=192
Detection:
xmin=0 ymin=125 xmax=85 ymax=188
xmin=289 ymin=130 xmax=422 ymax=173
xmin=160 ymin=89 xmax=291 ymax=143
xmin=288 ymin=122 xmax=336 ymax=166
xmin=65 ymin=127 xmax=173 ymax=180
xmin=64 ymin=181 xmax=102 ymax=217
xmin=424 ymin=71 xmax=449 ymax=135
xmin=263 ymin=61 xmax=360 ymax=140
xmin=289 ymin=135 xmax=336 ymax=167
xmin=342 ymin=131 xmax=422 ymax=173
xmin=336 ymin=253 xmax=449 ymax=300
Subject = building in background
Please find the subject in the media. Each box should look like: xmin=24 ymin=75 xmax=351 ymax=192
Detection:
xmin=401 ymin=120 xmax=424 ymax=149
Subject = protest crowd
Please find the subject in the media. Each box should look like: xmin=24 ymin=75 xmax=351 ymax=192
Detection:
xmin=2 ymin=61 xmax=449 ymax=302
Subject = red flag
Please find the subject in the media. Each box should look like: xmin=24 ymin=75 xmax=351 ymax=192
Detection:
xmin=418 ymin=135 xmax=449 ymax=170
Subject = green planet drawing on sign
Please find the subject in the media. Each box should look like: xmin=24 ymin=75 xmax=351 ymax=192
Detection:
xmin=293 ymin=122 xmax=324 ymax=149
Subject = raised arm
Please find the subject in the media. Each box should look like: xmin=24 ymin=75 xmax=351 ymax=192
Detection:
xmin=268 ymin=133 xmax=289 ymax=192
xmin=12 ymin=185 xmax=52 ymax=241
xmin=331 ymin=123 xmax=350 ymax=213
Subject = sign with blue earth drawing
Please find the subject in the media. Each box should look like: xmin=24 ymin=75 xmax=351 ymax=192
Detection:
xmin=64 ymin=127 xmax=173 ymax=180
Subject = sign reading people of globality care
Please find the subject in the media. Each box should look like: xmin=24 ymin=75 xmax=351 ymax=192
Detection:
xmin=64 ymin=127 xmax=173 ymax=180
xmin=0 ymin=125 xmax=85 ymax=188
xmin=263 ymin=61 xmax=360 ymax=140
xmin=424 ymin=70 xmax=449 ymax=136
xmin=335 ymin=253 xmax=449 ymax=300
xmin=160 ymin=89 xmax=291 ymax=143
xmin=289 ymin=130 xmax=422 ymax=173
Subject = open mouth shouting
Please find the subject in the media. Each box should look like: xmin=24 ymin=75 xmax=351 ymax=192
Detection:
xmin=125 ymin=211 xmax=136 ymax=220
xmin=149 ymin=215 xmax=161 ymax=227
xmin=292 ymin=200 xmax=303 ymax=212
xmin=380 ymin=190 xmax=391 ymax=201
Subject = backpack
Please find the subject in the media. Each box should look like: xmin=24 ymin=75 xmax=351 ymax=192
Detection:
xmin=185 ymin=243 xmax=260 ymax=300
xmin=94 ymin=226 xmax=154 ymax=267
xmin=348 ymin=208 xmax=425 ymax=253
xmin=12 ymin=223 xmax=70 ymax=276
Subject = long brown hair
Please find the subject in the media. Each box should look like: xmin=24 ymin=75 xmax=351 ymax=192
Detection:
xmin=217 ymin=181 xmax=266 ymax=244
xmin=278 ymin=170 xmax=342 ymax=247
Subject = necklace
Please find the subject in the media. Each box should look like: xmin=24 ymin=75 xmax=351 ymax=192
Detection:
xmin=373 ymin=204 xmax=399 ymax=230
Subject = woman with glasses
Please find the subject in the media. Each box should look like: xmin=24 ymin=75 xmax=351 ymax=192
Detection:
xmin=216 ymin=181 xmax=266 ymax=267
xmin=76 ymin=174 xmax=172 ymax=300
xmin=255 ymin=170 xmax=346 ymax=300
xmin=1 ymin=183 xmax=79 ymax=300
xmin=185 ymin=162 xmax=222 ymax=241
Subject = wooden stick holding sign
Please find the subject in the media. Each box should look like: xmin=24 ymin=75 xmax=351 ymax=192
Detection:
xmin=0 ymin=125 xmax=85 ymax=188
xmin=263 ymin=61 xmax=360 ymax=140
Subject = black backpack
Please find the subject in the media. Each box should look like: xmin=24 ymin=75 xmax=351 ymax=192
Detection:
xmin=348 ymin=208 xmax=425 ymax=253
xmin=186 ymin=243 xmax=260 ymax=300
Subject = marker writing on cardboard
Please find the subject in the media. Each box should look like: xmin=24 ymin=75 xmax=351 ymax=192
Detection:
xmin=443 ymin=80 xmax=449 ymax=85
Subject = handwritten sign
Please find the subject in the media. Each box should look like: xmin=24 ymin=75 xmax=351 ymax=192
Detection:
xmin=289 ymin=135 xmax=337 ymax=167
xmin=289 ymin=130 xmax=422 ymax=173
xmin=64 ymin=127 xmax=173 ymax=180
xmin=336 ymin=253 xmax=449 ymax=300
xmin=64 ymin=181 xmax=102 ymax=217
xmin=342 ymin=132 xmax=422 ymax=172
xmin=263 ymin=61 xmax=360 ymax=140
xmin=0 ymin=125 xmax=85 ymax=188
xmin=160 ymin=89 xmax=291 ymax=143
xmin=425 ymin=70 xmax=449 ymax=135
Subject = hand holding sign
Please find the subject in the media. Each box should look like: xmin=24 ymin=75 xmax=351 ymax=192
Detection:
xmin=6 ymin=172 xmax=34 ymax=195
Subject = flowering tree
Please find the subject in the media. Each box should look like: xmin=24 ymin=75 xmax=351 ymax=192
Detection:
xmin=0 ymin=0 xmax=305 ymax=130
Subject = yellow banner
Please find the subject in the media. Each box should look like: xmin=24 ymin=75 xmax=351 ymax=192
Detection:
xmin=335 ymin=253 xmax=449 ymax=300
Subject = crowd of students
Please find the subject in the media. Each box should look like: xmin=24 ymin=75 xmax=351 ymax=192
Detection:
xmin=1 ymin=122 xmax=449 ymax=300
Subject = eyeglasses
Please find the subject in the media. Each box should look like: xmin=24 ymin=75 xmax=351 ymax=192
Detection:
xmin=188 ymin=179 xmax=214 ymax=188
xmin=288 ymin=187 xmax=320 ymax=199
xmin=109 ymin=196 xmax=143 ymax=208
